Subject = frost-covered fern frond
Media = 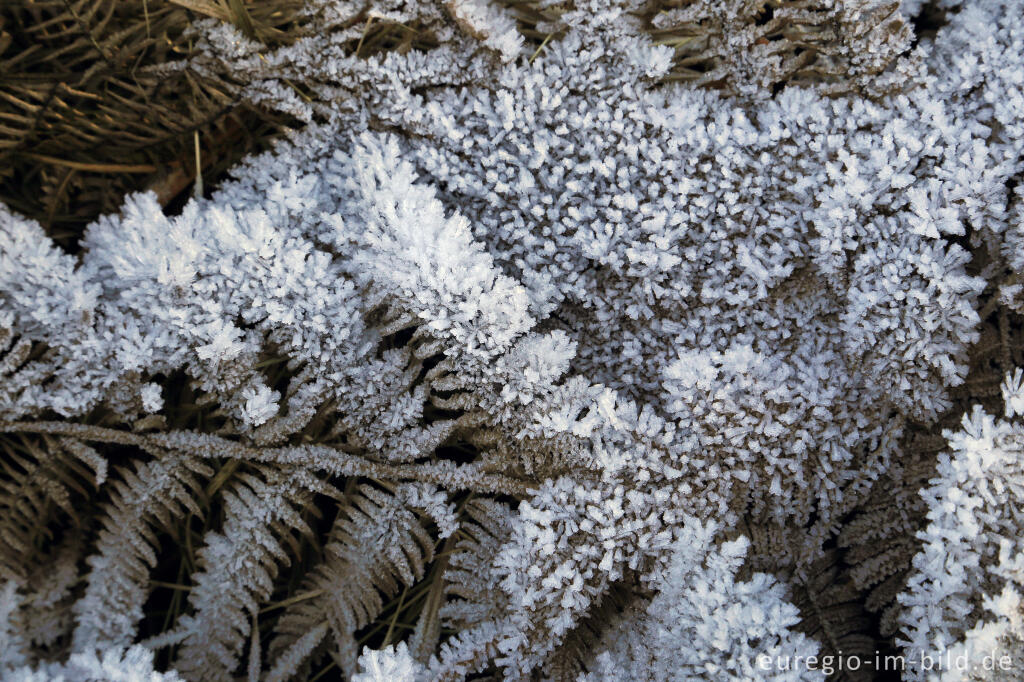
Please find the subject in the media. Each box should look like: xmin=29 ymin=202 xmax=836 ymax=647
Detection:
xmin=15 ymin=533 xmax=83 ymax=661
xmin=353 ymin=641 xmax=423 ymax=682
xmin=932 ymin=545 xmax=1024 ymax=681
xmin=895 ymin=371 xmax=1024 ymax=680
xmin=786 ymin=549 xmax=877 ymax=682
xmin=72 ymin=452 xmax=212 ymax=652
xmin=840 ymin=307 xmax=1024 ymax=637
xmin=579 ymin=517 xmax=824 ymax=681
xmin=269 ymin=483 xmax=437 ymax=679
xmin=540 ymin=581 xmax=637 ymax=682
xmin=1 ymin=643 xmax=183 ymax=682
xmin=648 ymin=0 xmax=916 ymax=96
xmin=0 ymin=581 xmax=28 ymax=669
xmin=2 ymin=0 xmax=1024 ymax=680
xmin=170 ymin=464 xmax=332 ymax=682
xmin=178 ymin=0 xmax=918 ymax=113
xmin=0 ymin=435 xmax=104 ymax=583
xmin=440 ymin=499 xmax=514 ymax=632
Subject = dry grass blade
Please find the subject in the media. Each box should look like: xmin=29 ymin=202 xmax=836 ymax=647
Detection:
xmin=167 ymin=0 xmax=232 ymax=22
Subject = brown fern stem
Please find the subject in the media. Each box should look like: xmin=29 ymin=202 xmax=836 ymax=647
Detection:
xmin=0 ymin=420 xmax=536 ymax=496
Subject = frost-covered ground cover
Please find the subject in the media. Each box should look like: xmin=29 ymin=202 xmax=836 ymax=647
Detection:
xmin=1 ymin=0 xmax=1024 ymax=680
